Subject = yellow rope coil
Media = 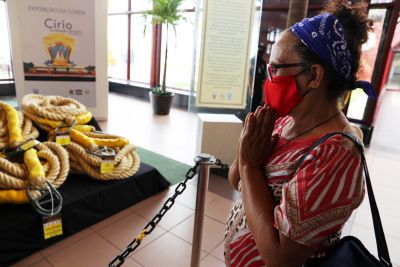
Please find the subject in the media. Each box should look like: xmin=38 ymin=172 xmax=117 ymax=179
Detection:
xmin=67 ymin=143 xmax=140 ymax=180
xmin=21 ymin=94 xmax=141 ymax=180
xmin=21 ymin=94 xmax=92 ymax=131
xmin=0 ymin=102 xmax=39 ymax=149
xmin=0 ymin=142 xmax=69 ymax=204
xmin=0 ymin=101 xmax=70 ymax=205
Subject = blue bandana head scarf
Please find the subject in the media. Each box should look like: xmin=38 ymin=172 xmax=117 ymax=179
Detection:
xmin=291 ymin=13 xmax=376 ymax=98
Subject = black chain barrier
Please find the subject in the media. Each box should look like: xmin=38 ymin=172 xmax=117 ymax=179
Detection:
xmin=109 ymin=158 xmax=229 ymax=267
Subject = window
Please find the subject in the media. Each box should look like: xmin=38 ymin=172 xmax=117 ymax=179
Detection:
xmin=108 ymin=0 xmax=128 ymax=13
xmin=108 ymin=0 xmax=152 ymax=84
xmin=346 ymin=8 xmax=387 ymax=120
xmin=108 ymin=15 xmax=128 ymax=80
xmin=387 ymin=52 xmax=400 ymax=90
xmin=371 ymin=0 xmax=393 ymax=3
xmin=160 ymin=12 xmax=195 ymax=90
xmin=159 ymin=1 xmax=195 ymax=90
xmin=107 ymin=0 xmax=195 ymax=90
xmin=130 ymin=15 xmax=152 ymax=84
xmin=259 ymin=11 xmax=287 ymax=64
xmin=0 ymin=1 xmax=13 ymax=80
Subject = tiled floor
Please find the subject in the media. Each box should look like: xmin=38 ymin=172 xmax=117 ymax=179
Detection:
xmin=11 ymin=92 xmax=400 ymax=267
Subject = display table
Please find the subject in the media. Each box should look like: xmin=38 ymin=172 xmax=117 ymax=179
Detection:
xmin=0 ymin=119 xmax=170 ymax=266
xmin=196 ymin=113 xmax=242 ymax=165
xmin=0 ymin=163 xmax=170 ymax=266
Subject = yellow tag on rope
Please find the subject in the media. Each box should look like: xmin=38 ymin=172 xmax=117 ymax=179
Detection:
xmin=56 ymin=134 xmax=71 ymax=146
xmin=21 ymin=140 xmax=40 ymax=151
xmin=100 ymin=155 xmax=115 ymax=174
xmin=43 ymin=215 xmax=63 ymax=239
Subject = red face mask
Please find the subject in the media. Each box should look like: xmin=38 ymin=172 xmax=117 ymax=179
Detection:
xmin=263 ymin=75 xmax=303 ymax=117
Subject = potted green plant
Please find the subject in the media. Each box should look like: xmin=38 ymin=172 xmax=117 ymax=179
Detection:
xmin=144 ymin=0 xmax=186 ymax=115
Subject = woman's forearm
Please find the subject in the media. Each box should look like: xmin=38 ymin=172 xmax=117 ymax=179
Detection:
xmin=228 ymin=158 xmax=240 ymax=190
xmin=240 ymin=165 xmax=280 ymax=262
xmin=240 ymin=165 xmax=312 ymax=267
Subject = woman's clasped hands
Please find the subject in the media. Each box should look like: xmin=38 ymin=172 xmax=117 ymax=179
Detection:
xmin=238 ymin=105 xmax=277 ymax=171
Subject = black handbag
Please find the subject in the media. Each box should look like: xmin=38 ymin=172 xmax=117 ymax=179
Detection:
xmin=299 ymin=132 xmax=393 ymax=267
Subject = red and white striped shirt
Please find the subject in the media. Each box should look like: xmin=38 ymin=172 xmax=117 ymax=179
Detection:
xmin=224 ymin=116 xmax=365 ymax=267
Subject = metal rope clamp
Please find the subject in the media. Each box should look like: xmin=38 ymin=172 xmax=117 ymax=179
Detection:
xmin=88 ymin=146 xmax=116 ymax=158
xmin=54 ymin=119 xmax=76 ymax=146
xmin=54 ymin=119 xmax=77 ymax=135
xmin=88 ymin=146 xmax=116 ymax=174
xmin=3 ymin=139 xmax=40 ymax=159
xmin=27 ymin=181 xmax=63 ymax=216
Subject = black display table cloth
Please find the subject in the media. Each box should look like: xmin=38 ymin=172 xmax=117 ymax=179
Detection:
xmin=0 ymin=118 xmax=170 ymax=266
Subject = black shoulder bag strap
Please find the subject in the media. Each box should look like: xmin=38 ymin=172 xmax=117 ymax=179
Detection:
xmin=296 ymin=132 xmax=391 ymax=266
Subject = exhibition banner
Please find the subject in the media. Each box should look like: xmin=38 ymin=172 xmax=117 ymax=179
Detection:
xmin=7 ymin=0 xmax=108 ymax=119
xmin=196 ymin=0 xmax=256 ymax=109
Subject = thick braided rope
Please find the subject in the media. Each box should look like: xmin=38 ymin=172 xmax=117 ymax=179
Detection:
xmin=21 ymin=94 xmax=87 ymax=121
xmin=67 ymin=143 xmax=140 ymax=180
xmin=0 ymin=109 xmax=39 ymax=149
xmin=21 ymin=94 xmax=92 ymax=131
xmin=0 ymin=141 xmax=69 ymax=204
xmin=21 ymin=94 xmax=140 ymax=180
xmin=0 ymin=101 xmax=69 ymax=204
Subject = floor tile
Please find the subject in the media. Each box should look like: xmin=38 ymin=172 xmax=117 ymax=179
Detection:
xmin=175 ymin=183 xmax=219 ymax=210
xmin=341 ymin=219 xmax=354 ymax=237
xmin=91 ymin=208 xmax=133 ymax=232
xmin=207 ymin=173 xmax=239 ymax=201
xmin=97 ymin=212 xmax=166 ymax=251
xmin=121 ymin=258 xmax=144 ymax=267
xmin=354 ymin=203 xmax=400 ymax=239
xmin=10 ymin=252 xmax=44 ymax=267
xmin=40 ymin=227 xmax=94 ymax=257
xmin=128 ymin=188 xmax=170 ymax=213
xmin=133 ymin=232 xmax=206 ymax=267
xmin=133 ymin=200 xmax=194 ymax=230
xmin=29 ymin=259 xmax=53 ymax=267
xmin=205 ymin=196 xmax=234 ymax=223
xmin=351 ymin=223 xmax=400 ymax=266
xmin=46 ymin=234 xmax=121 ymax=267
xmin=340 ymin=209 xmax=356 ymax=237
xmin=200 ymin=255 xmax=225 ymax=267
xmin=170 ymin=215 xmax=226 ymax=253
xmin=210 ymin=241 xmax=225 ymax=262
xmin=374 ymin=184 xmax=400 ymax=203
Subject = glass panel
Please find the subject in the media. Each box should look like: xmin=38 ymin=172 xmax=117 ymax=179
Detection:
xmin=108 ymin=15 xmax=128 ymax=79
xmin=259 ymin=11 xmax=287 ymax=64
xmin=179 ymin=0 xmax=196 ymax=9
xmin=371 ymin=0 xmax=393 ymax=3
xmin=108 ymin=0 xmax=128 ymax=13
xmin=263 ymin=0 xmax=289 ymax=5
xmin=160 ymin=12 xmax=195 ymax=90
xmin=0 ymin=1 xmax=12 ymax=80
xmin=131 ymin=0 xmax=152 ymax=12
xmin=130 ymin=15 xmax=152 ymax=84
xmin=387 ymin=53 xmax=400 ymax=90
xmin=347 ymin=9 xmax=386 ymax=120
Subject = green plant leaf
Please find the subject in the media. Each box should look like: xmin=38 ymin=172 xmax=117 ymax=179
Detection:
xmin=143 ymin=0 xmax=186 ymax=94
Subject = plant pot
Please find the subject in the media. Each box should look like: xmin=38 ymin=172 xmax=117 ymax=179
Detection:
xmin=149 ymin=92 xmax=174 ymax=115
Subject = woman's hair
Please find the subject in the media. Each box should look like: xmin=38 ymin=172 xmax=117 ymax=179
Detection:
xmin=295 ymin=0 xmax=373 ymax=100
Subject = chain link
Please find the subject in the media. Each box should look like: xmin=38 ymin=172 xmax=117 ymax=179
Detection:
xmin=215 ymin=158 xmax=229 ymax=171
xmin=109 ymin=160 xmax=205 ymax=267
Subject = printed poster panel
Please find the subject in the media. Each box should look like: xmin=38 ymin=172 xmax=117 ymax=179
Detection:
xmin=13 ymin=0 xmax=97 ymax=108
xmin=196 ymin=0 xmax=255 ymax=108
